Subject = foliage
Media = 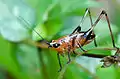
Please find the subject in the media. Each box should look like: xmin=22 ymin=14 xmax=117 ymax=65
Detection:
xmin=0 ymin=0 xmax=120 ymax=79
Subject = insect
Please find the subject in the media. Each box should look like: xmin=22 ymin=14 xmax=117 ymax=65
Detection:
xmin=18 ymin=8 xmax=118 ymax=72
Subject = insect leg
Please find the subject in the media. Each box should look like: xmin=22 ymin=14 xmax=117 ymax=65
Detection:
xmin=67 ymin=51 xmax=71 ymax=64
xmin=71 ymin=26 xmax=81 ymax=35
xmin=87 ymin=8 xmax=97 ymax=47
xmin=92 ymin=10 xmax=117 ymax=48
xmin=57 ymin=53 xmax=62 ymax=72
xmin=71 ymin=8 xmax=89 ymax=34
xmin=73 ymin=51 xmax=77 ymax=54
xmin=67 ymin=45 xmax=71 ymax=64
xmin=93 ymin=39 xmax=97 ymax=47
xmin=78 ymin=8 xmax=89 ymax=27
xmin=78 ymin=43 xmax=86 ymax=52
xmin=76 ymin=40 xmax=86 ymax=52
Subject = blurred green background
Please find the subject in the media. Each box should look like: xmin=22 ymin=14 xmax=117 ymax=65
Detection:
xmin=0 ymin=0 xmax=120 ymax=79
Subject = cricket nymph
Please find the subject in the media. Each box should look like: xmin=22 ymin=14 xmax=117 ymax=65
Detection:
xmin=23 ymin=8 xmax=116 ymax=72
xmin=49 ymin=30 xmax=95 ymax=54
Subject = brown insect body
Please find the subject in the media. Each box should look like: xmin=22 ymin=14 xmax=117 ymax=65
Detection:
xmin=50 ymin=31 xmax=95 ymax=54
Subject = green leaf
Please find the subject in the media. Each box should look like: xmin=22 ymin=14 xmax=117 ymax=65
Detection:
xmin=0 ymin=0 xmax=36 ymax=42
xmin=96 ymin=66 xmax=116 ymax=79
xmin=0 ymin=36 xmax=29 ymax=79
xmin=17 ymin=43 xmax=42 ymax=79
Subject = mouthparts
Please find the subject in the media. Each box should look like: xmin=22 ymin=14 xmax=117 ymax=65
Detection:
xmin=46 ymin=41 xmax=52 ymax=48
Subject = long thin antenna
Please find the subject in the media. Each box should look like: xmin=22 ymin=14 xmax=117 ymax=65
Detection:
xmin=17 ymin=16 xmax=45 ymax=40
xmin=2 ymin=1 xmax=50 ymax=45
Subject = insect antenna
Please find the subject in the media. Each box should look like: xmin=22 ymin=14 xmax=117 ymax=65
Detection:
xmin=17 ymin=16 xmax=50 ymax=45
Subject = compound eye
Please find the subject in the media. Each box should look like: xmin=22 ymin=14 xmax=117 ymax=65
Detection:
xmin=53 ymin=43 xmax=60 ymax=48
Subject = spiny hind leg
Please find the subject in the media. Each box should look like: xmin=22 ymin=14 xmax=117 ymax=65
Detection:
xmin=92 ymin=10 xmax=118 ymax=49
xmin=88 ymin=8 xmax=98 ymax=47
xmin=71 ymin=8 xmax=89 ymax=34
